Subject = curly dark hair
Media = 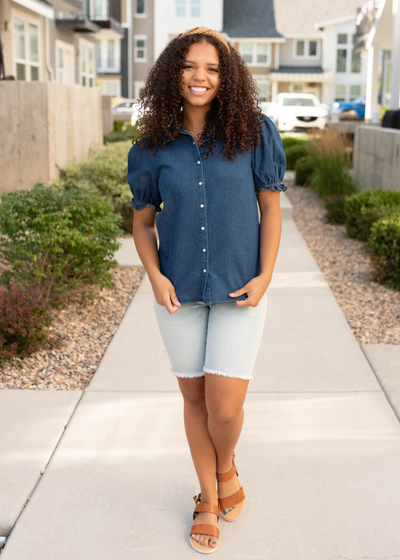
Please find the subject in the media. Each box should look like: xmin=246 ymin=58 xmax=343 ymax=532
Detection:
xmin=132 ymin=32 xmax=266 ymax=160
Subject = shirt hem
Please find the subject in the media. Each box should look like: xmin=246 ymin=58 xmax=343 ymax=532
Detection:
xmin=179 ymin=297 xmax=248 ymax=305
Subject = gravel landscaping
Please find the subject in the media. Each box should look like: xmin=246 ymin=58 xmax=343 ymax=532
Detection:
xmin=1 ymin=182 xmax=398 ymax=390
xmin=0 ymin=266 xmax=145 ymax=390
xmin=285 ymin=182 xmax=400 ymax=345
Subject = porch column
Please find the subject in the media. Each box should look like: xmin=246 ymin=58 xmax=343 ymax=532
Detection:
xmin=390 ymin=0 xmax=400 ymax=109
xmin=365 ymin=44 xmax=380 ymax=121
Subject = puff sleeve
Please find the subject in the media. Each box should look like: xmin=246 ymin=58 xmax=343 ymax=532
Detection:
xmin=252 ymin=114 xmax=288 ymax=194
xmin=127 ymin=144 xmax=163 ymax=213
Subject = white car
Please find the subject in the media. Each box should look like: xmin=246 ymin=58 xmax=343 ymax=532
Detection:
xmin=266 ymin=93 xmax=329 ymax=132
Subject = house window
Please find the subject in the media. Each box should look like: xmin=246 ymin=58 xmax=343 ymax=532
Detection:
xmin=134 ymin=36 xmax=147 ymax=62
xmin=102 ymin=80 xmax=120 ymax=95
xmin=240 ymin=43 xmax=269 ymax=66
xmin=56 ymin=40 xmax=74 ymax=84
xmin=13 ymin=15 xmax=40 ymax=81
xmin=351 ymin=50 xmax=361 ymax=73
xmin=107 ymin=39 xmax=115 ymax=68
xmin=57 ymin=47 xmax=63 ymax=82
xmin=294 ymin=39 xmax=318 ymax=59
xmin=256 ymin=81 xmax=268 ymax=102
xmin=256 ymin=43 xmax=268 ymax=64
xmin=191 ymin=0 xmax=200 ymax=17
xmin=296 ymin=41 xmax=304 ymax=56
xmin=96 ymin=39 xmax=101 ymax=70
xmin=309 ymin=41 xmax=317 ymax=56
xmin=350 ymin=84 xmax=361 ymax=99
xmin=337 ymin=34 xmax=347 ymax=44
xmin=336 ymin=49 xmax=347 ymax=72
xmin=80 ymin=39 xmax=95 ymax=87
xmin=93 ymin=0 xmax=108 ymax=18
xmin=293 ymin=83 xmax=303 ymax=92
xmin=176 ymin=0 xmax=186 ymax=17
xmin=135 ymin=0 xmax=145 ymax=15
xmin=241 ymin=43 xmax=253 ymax=64
xmin=335 ymin=84 xmax=346 ymax=101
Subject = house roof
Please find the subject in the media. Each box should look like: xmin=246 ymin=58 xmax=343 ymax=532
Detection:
xmin=273 ymin=0 xmax=362 ymax=36
xmin=269 ymin=66 xmax=324 ymax=73
xmin=222 ymin=0 xmax=283 ymax=39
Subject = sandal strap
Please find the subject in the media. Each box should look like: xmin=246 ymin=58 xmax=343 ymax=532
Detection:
xmin=216 ymin=461 xmax=238 ymax=482
xmin=218 ymin=486 xmax=245 ymax=510
xmin=193 ymin=502 xmax=220 ymax=521
xmin=190 ymin=524 xmax=220 ymax=539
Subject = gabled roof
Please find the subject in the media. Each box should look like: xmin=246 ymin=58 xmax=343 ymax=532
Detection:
xmin=273 ymin=0 xmax=362 ymax=36
xmin=222 ymin=0 xmax=283 ymax=39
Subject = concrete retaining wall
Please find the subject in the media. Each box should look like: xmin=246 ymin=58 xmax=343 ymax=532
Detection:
xmin=0 ymin=82 xmax=103 ymax=194
xmin=353 ymin=125 xmax=400 ymax=192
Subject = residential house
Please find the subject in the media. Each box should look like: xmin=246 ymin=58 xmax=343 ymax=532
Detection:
xmin=0 ymin=0 xmax=124 ymax=91
xmin=153 ymin=0 xmax=223 ymax=59
xmin=233 ymin=0 xmax=366 ymax=104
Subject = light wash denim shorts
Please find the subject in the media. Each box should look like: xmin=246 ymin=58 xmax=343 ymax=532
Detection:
xmin=152 ymin=292 xmax=268 ymax=381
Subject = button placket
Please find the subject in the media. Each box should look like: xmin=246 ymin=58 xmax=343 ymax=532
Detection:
xmin=193 ymin=141 xmax=209 ymax=291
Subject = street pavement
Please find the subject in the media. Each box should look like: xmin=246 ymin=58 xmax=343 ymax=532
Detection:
xmin=1 ymin=176 xmax=400 ymax=559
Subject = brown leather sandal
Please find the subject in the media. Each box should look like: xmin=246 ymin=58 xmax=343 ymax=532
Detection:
xmin=190 ymin=492 xmax=220 ymax=554
xmin=217 ymin=451 xmax=246 ymax=522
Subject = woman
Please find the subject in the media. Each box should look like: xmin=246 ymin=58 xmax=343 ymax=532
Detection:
xmin=127 ymin=26 xmax=287 ymax=554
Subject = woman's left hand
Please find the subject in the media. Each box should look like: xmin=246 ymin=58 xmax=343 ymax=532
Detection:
xmin=229 ymin=275 xmax=271 ymax=307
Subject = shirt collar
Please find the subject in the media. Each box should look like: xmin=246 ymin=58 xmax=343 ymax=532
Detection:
xmin=166 ymin=111 xmax=214 ymax=145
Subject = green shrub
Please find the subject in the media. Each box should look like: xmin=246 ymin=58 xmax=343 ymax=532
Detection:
xmin=59 ymin=140 xmax=133 ymax=232
xmin=344 ymin=189 xmax=400 ymax=241
xmin=308 ymin=128 xmax=357 ymax=199
xmin=368 ymin=212 xmax=400 ymax=290
xmin=114 ymin=119 xmax=125 ymax=132
xmin=0 ymin=183 xmax=122 ymax=306
xmin=294 ymin=155 xmax=315 ymax=186
xmin=0 ymin=285 xmax=52 ymax=362
xmin=285 ymin=143 xmax=312 ymax=170
xmin=104 ymin=122 xmax=137 ymax=144
xmin=281 ymin=136 xmax=309 ymax=151
xmin=325 ymin=194 xmax=352 ymax=225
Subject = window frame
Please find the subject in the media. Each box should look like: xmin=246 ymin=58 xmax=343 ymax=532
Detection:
xmin=133 ymin=34 xmax=147 ymax=63
xmin=293 ymin=39 xmax=319 ymax=60
xmin=79 ymin=38 xmax=95 ymax=87
xmin=239 ymin=42 xmax=271 ymax=67
xmin=11 ymin=10 xmax=41 ymax=82
xmin=134 ymin=0 xmax=147 ymax=17
xmin=190 ymin=0 xmax=201 ymax=17
xmin=176 ymin=0 xmax=186 ymax=17
xmin=56 ymin=39 xmax=74 ymax=85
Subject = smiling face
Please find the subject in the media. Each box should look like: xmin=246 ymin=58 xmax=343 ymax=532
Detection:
xmin=179 ymin=41 xmax=221 ymax=109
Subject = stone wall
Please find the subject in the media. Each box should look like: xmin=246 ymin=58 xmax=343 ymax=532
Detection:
xmin=0 ymin=81 xmax=103 ymax=194
xmin=353 ymin=125 xmax=400 ymax=192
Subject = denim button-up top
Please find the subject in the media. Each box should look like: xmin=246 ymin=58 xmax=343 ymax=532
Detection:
xmin=127 ymin=113 xmax=288 ymax=305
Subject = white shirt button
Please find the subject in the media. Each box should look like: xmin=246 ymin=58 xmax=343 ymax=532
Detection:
xmin=203 ymin=248 xmax=206 ymax=252
xmin=200 ymin=204 xmax=204 ymax=208
xmin=193 ymin=141 xmax=195 ymax=144
xmin=199 ymin=182 xmax=202 ymax=185
xmin=203 ymin=269 xmax=207 ymax=273
xmin=201 ymin=226 xmax=205 ymax=230
xmin=197 ymin=161 xmax=201 ymax=164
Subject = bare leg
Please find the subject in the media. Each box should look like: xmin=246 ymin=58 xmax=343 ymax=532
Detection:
xmin=177 ymin=376 xmax=219 ymax=549
xmin=205 ymin=373 xmax=249 ymax=513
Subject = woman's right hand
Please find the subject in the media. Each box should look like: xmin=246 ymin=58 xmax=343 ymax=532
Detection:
xmin=151 ymin=273 xmax=181 ymax=314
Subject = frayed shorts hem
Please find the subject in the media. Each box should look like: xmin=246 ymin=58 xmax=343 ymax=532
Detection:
xmin=171 ymin=369 xmax=205 ymax=379
xmin=171 ymin=368 xmax=253 ymax=381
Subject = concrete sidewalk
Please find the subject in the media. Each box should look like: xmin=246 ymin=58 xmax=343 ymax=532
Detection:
xmin=1 ymin=185 xmax=400 ymax=559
